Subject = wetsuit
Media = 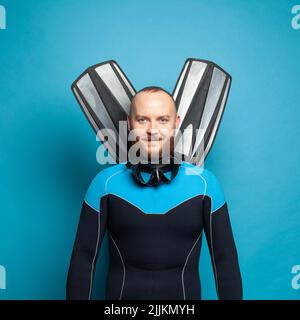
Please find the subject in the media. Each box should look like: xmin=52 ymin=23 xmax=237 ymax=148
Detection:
xmin=66 ymin=161 xmax=242 ymax=300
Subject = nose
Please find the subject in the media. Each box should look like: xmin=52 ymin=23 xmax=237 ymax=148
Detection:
xmin=146 ymin=119 xmax=159 ymax=132
xmin=146 ymin=121 xmax=160 ymax=138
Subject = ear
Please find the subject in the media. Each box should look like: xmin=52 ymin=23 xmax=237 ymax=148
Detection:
xmin=175 ymin=115 xmax=181 ymax=129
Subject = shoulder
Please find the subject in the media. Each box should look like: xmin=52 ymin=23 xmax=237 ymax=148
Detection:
xmin=180 ymin=162 xmax=223 ymax=193
xmin=180 ymin=161 xmax=206 ymax=176
xmin=201 ymin=168 xmax=222 ymax=189
xmin=180 ymin=161 xmax=218 ymax=181
xmin=88 ymin=163 xmax=126 ymax=189
xmin=84 ymin=163 xmax=126 ymax=211
xmin=202 ymin=167 xmax=226 ymax=213
xmin=181 ymin=162 xmax=226 ymax=213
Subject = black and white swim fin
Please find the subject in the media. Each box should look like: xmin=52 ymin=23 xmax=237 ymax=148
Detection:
xmin=71 ymin=60 xmax=136 ymax=162
xmin=172 ymin=58 xmax=232 ymax=165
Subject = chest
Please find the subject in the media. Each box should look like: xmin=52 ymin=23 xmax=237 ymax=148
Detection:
xmin=106 ymin=193 xmax=204 ymax=238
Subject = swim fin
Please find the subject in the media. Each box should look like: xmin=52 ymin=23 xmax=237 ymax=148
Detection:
xmin=173 ymin=58 xmax=232 ymax=166
xmin=71 ymin=60 xmax=136 ymax=162
xmin=71 ymin=58 xmax=232 ymax=166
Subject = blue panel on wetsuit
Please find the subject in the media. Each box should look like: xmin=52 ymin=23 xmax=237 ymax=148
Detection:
xmin=84 ymin=161 xmax=226 ymax=214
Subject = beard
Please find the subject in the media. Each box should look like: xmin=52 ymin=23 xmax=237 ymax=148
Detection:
xmin=128 ymin=136 xmax=175 ymax=164
xmin=128 ymin=136 xmax=175 ymax=163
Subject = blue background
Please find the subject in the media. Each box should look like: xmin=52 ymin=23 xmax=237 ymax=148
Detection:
xmin=0 ymin=0 xmax=299 ymax=299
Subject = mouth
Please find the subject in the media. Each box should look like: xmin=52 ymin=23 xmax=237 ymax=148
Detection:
xmin=142 ymin=140 xmax=163 ymax=146
xmin=141 ymin=137 xmax=163 ymax=142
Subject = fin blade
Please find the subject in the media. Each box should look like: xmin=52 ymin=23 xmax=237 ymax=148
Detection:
xmin=173 ymin=58 xmax=232 ymax=166
xmin=71 ymin=60 xmax=136 ymax=162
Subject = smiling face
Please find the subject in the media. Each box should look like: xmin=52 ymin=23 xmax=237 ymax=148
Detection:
xmin=127 ymin=89 xmax=180 ymax=162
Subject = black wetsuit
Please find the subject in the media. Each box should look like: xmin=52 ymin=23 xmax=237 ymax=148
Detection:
xmin=66 ymin=161 xmax=242 ymax=300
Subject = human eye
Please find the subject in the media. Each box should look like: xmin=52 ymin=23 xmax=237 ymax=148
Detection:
xmin=159 ymin=117 xmax=169 ymax=124
xmin=137 ymin=117 xmax=147 ymax=124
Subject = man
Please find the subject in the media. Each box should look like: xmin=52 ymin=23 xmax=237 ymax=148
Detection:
xmin=66 ymin=86 xmax=243 ymax=300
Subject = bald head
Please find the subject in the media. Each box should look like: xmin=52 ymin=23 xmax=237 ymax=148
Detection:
xmin=129 ymin=87 xmax=176 ymax=117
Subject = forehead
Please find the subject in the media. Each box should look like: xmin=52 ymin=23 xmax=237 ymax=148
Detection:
xmin=131 ymin=91 xmax=176 ymax=115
